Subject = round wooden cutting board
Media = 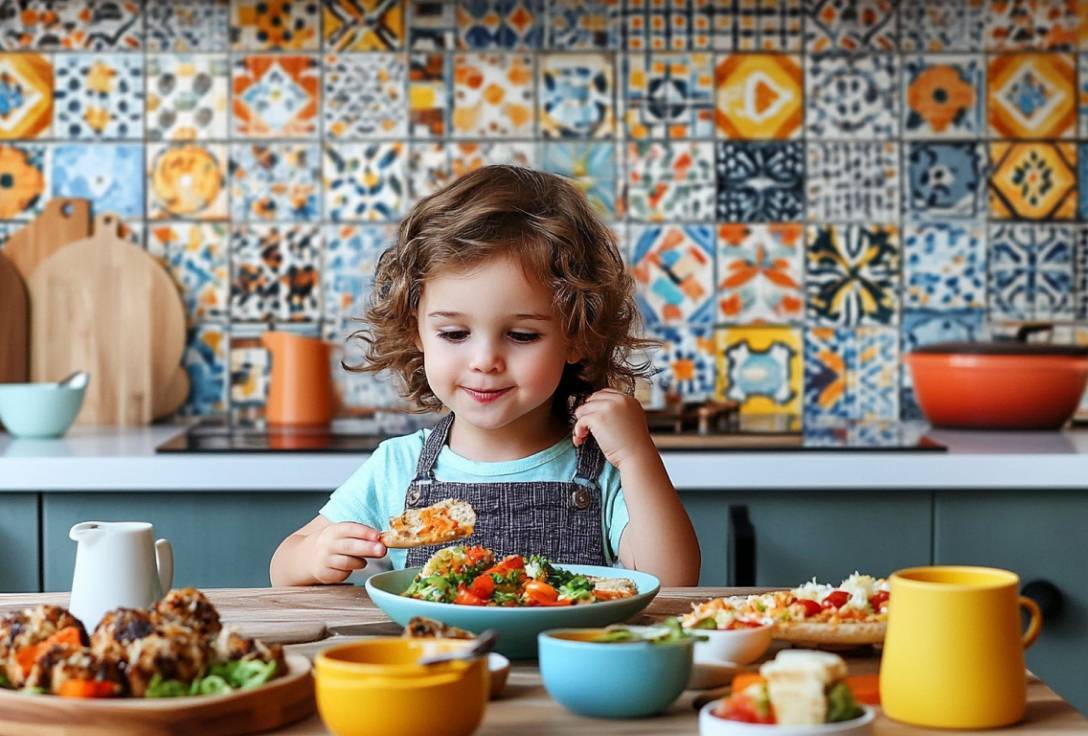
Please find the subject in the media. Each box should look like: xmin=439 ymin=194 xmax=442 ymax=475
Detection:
xmin=0 ymin=252 xmax=28 ymax=384
xmin=27 ymin=214 xmax=188 ymax=425
xmin=0 ymin=654 xmax=314 ymax=736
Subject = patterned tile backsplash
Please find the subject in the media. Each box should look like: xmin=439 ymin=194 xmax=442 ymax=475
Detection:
xmin=3 ymin=0 xmax=1088 ymax=425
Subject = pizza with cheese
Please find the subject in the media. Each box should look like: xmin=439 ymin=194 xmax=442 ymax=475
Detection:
xmin=380 ymin=498 xmax=476 ymax=549
xmin=681 ymin=573 xmax=889 ymax=647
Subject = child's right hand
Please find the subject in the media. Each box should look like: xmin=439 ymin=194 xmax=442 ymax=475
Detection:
xmin=309 ymin=522 xmax=387 ymax=584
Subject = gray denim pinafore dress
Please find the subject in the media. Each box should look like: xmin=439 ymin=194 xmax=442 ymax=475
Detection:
xmin=403 ymin=413 xmax=612 ymax=568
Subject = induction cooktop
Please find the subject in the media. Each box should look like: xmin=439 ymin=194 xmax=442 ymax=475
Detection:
xmin=155 ymin=417 xmax=945 ymax=453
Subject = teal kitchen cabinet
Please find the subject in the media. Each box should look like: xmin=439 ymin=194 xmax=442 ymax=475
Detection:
xmin=42 ymin=492 xmax=328 ymax=591
xmin=0 ymin=494 xmax=40 ymax=592
xmin=934 ymin=491 xmax=1088 ymax=716
xmin=680 ymin=491 xmax=932 ymax=586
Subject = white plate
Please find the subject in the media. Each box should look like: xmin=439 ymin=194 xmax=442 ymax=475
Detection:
xmin=699 ymin=700 xmax=876 ymax=736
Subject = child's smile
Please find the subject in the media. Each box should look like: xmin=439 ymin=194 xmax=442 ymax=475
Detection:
xmin=416 ymin=255 xmax=577 ymax=460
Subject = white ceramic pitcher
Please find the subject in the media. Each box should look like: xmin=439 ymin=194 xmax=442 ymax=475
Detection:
xmin=69 ymin=521 xmax=173 ymax=629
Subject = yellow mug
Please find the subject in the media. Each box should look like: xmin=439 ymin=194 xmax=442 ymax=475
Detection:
xmin=880 ymin=566 xmax=1042 ymax=729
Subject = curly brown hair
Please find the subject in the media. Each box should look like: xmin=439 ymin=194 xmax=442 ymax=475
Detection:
xmin=346 ymin=164 xmax=657 ymax=418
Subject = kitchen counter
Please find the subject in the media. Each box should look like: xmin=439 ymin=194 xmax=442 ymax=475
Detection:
xmin=3 ymin=423 xmax=1088 ymax=491
xmin=0 ymin=586 xmax=1081 ymax=733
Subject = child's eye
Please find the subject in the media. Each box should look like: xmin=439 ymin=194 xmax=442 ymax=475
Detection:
xmin=437 ymin=330 xmax=468 ymax=342
xmin=509 ymin=332 xmax=540 ymax=343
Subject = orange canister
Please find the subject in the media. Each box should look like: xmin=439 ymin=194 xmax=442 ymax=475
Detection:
xmin=261 ymin=331 xmax=336 ymax=426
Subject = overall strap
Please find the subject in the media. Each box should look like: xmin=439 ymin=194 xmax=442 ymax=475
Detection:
xmin=412 ymin=412 xmax=455 ymax=484
xmin=572 ymin=435 xmax=606 ymax=489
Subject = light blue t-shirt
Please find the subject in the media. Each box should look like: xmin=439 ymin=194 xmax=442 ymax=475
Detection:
xmin=320 ymin=428 xmax=629 ymax=569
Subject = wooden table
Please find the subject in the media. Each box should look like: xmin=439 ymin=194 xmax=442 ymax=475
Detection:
xmin=0 ymin=587 xmax=1083 ymax=735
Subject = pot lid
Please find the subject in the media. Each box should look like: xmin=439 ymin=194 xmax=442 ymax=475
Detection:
xmin=912 ymin=341 xmax=1088 ymax=357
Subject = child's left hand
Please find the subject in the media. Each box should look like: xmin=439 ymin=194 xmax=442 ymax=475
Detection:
xmin=572 ymin=389 xmax=654 ymax=469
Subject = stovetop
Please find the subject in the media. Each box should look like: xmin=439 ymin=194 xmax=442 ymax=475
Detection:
xmin=155 ymin=416 xmax=946 ymax=453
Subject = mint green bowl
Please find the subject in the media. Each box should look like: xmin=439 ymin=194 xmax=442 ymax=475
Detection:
xmin=365 ymin=565 xmax=661 ymax=659
xmin=0 ymin=383 xmax=86 ymax=438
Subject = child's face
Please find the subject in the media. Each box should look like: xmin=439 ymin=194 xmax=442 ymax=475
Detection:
xmin=416 ymin=255 xmax=575 ymax=435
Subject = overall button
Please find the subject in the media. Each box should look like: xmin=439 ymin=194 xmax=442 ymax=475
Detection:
xmin=571 ymin=488 xmax=591 ymax=510
xmin=406 ymin=489 xmax=422 ymax=506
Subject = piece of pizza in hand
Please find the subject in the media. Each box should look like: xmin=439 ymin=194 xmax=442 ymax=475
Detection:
xmin=380 ymin=498 xmax=476 ymax=549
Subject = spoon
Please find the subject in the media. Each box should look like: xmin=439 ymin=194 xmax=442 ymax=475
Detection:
xmin=417 ymin=629 xmax=499 ymax=666
xmin=56 ymin=371 xmax=89 ymax=390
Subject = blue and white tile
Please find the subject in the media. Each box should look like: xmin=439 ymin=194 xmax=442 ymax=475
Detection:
xmin=805 ymin=54 xmax=898 ymax=139
xmin=989 ymin=223 xmax=1075 ymax=321
xmin=51 ymin=144 xmax=144 ymax=217
xmin=904 ymin=222 xmax=987 ymax=311
xmin=646 ymin=324 xmax=717 ymax=402
xmin=906 ymin=142 xmax=986 ymax=218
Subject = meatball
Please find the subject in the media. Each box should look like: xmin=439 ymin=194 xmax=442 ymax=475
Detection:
xmin=124 ymin=623 xmax=208 ymax=697
xmin=152 ymin=588 xmax=221 ymax=638
xmin=91 ymin=608 xmax=155 ymax=663
xmin=25 ymin=646 xmax=123 ymax=696
xmin=1 ymin=605 xmax=87 ymax=687
xmin=213 ymin=627 xmax=285 ymax=674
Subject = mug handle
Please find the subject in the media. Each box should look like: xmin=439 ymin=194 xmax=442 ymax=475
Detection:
xmin=1019 ymin=596 xmax=1042 ymax=649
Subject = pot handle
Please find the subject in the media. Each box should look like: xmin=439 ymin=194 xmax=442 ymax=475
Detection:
xmin=1014 ymin=323 xmax=1054 ymax=342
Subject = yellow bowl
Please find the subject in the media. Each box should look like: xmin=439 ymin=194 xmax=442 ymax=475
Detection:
xmin=314 ymin=638 xmax=488 ymax=736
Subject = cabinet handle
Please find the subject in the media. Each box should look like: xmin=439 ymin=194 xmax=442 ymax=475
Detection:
xmin=728 ymin=504 xmax=756 ymax=587
xmin=1021 ymin=579 xmax=1063 ymax=620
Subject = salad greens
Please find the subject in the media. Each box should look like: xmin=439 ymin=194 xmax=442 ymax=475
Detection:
xmin=145 ymin=659 xmax=279 ymax=698
xmin=591 ymin=618 xmax=705 ymax=644
xmin=826 ymin=681 xmax=864 ymax=722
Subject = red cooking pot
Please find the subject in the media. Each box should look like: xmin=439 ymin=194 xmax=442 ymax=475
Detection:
xmin=905 ymin=330 xmax=1088 ymax=430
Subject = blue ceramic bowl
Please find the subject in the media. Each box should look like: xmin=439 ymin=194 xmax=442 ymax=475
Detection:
xmin=0 ymin=383 xmax=86 ymax=438
xmin=365 ymin=564 xmax=660 ymax=659
xmin=538 ymin=627 xmax=694 ymax=718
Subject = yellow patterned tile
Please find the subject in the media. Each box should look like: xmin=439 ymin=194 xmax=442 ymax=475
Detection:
xmin=0 ymin=54 xmax=52 ymax=139
xmin=714 ymin=53 xmax=802 ymax=139
xmin=989 ymin=142 xmax=1077 ymax=220
xmin=987 ymin=53 xmax=1075 ymax=138
xmin=717 ymin=327 xmax=802 ymax=415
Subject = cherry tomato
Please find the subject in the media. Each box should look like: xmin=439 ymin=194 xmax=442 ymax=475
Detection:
xmin=868 ymin=590 xmax=890 ymax=611
xmin=796 ymin=599 xmax=823 ymax=618
xmin=715 ymin=694 xmax=774 ymax=724
xmin=524 ymin=580 xmax=560 ymax=605
xmin=821 ymin=590 xmax=850 ymax=610
xmin=454 ymin=586 xmax=487 ymax=606
xmin=468 ymin=573 xmax=495 ymax=599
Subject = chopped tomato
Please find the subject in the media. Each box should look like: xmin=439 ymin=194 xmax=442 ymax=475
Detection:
xmin=57 ymin=679 xmax=120 ymax=698
xmin=453 ymin=586 xmax=487 ymax=606
xmin=796 ymin=598 xmax=823 ymax=617
xmin=15 ymin=626 xmax=84 ymax=677
xmin=868 ymin=590 xmax=889 ymax=611
xmin=468 ymin=573 xmax=495 ymax=600
xmin=731 ymin=673 xmax=766 ymax=693
xmin=463 ymin=546 xmax=492 ymax=567
xmin=821 ymin=590 xmax=850 ymax=610
xmin=524 ymin=580 xmax=563 ymax=606
xmin=715 ymin=693 xmax=774 ymax=724
xmin=845 ymin=674 xmax=881 ymax=705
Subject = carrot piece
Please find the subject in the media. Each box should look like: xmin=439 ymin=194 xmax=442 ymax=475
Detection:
xmin=57 ymin=679 xmax=119 ymax=698
xmin=845 ymin=674 xmax=880 ymax=705
xmin=731 ymin=673 xmax=766 ymax=693
xmin=14 ymin=626 xmax=84 ymax=677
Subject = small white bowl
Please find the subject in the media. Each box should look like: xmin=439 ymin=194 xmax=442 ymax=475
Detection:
xmin=488 ymin=652 xmax=510 ymax=698
xmin=687 ymin=624 xmax=773 ymax=665
xmin=700 ymin=700 xmax=875 ymax=736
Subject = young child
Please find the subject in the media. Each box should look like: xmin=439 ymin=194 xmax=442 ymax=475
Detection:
xmin=270 ymin=165 xmax=701 ymax=587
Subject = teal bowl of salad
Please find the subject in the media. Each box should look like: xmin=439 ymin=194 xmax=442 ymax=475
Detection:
xmin=364 ymin=547 xmax=660 ymax=659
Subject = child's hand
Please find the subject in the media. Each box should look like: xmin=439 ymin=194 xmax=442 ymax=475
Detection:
xmin=309 ymin=522 xmax=387 ymax=584
xmin=572 ymin=389 xmax=655 ymax=470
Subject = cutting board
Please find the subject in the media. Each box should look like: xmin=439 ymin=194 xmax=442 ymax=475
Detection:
xmin=0 ymin=653 xmax=313 ymax=736
xmin=0 ymin=252 xmax=28 ymax=383
xmin=28 ymin=214 xmax=187 ymax=425
xmin=2 ymin=198 xmax=92 ymax=279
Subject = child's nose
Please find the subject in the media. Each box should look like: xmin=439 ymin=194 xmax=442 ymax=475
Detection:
xmin=469 ymin=342 xmax=504 ymax=373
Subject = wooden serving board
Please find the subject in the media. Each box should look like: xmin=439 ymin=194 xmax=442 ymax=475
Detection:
xmin=2 ymin=198 xmax=92 ymax=280
xmin=0 ymin=654 xmax=314 ymax=736
xmin=28 ymin=214 xmax=187 ymax=425
xmin=0 ymin=252 xmax=28 ymax=383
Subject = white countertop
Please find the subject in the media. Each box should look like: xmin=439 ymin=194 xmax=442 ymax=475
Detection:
xmin=3 ymin=424 xmax=1088 ymax=491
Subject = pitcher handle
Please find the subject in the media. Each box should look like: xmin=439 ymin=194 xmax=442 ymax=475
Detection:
xmin=155 ymin=538 xmax=174 ymax=595
xmin=1019 ymin=595 xmax=1042 ymax=649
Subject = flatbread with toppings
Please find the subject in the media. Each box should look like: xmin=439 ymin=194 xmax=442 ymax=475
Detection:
xmin=380 ymin=499 xmax=476 ymax=549
xmin=681 ymin=573 xmax=889 ymax=647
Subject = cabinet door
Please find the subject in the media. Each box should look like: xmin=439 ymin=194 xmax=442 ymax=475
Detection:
xmin=935 ymin=491 xmax=1088 ymax=715
xmin=42 ymin=492 xmax=328 ymax=591
xmin=681 ymin=491 xmax=932 ymax=586
xmin=0 ymin=494 xmax=40 ymax=592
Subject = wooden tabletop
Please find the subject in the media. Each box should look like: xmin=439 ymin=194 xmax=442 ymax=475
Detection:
xmin=0 ymin=586 xmax=1083 ymax=734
